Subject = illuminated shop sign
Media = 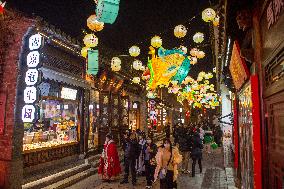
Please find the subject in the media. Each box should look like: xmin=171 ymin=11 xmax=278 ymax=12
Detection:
xmin=21 ymin=33 xmax=43 ymax=123
xmin=229 ymin=41 xmax=250 ymax=90
xmin=61 ymin=87 xmax=77 ymax=100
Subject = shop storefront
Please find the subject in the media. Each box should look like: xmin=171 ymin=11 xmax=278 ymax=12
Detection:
xmin=16 ymin=24 xmax=90 ymax=170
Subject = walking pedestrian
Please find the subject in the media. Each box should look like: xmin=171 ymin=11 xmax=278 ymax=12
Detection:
xmin=98 ymin=134 xmax=121 ymax=181
xmin=191 ymin=131 xmax=203 ymax=177
xmin=177 ymin=125 xmax=192 ymax=174
xmin=120 ymin=132 xmax=140 ymax=186
xmin=137 ymin=133 xmax=146 ymax=175
xmin=144 ymin=137 xmax=157 ymax=188
xmin=154 ymin=138 xmax=182 ymax=189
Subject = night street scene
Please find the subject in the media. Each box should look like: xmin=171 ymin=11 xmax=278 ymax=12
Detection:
xmin=0 ymin=0 xmax=283 ymax=188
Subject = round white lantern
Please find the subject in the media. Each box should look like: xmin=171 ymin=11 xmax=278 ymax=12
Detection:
xmin=174 ymin=25 xmax=187 ymax=38
xmin=111 ymin=57 xmax=121 ymax=66
xmin=193 ymin=32 xmax=204 ymax=43
xmin=129 ymin=46 xmax=140 ymax=57
xmin=133 ymin=77 xmax=141 ymax=84
xmin=202 ymin=8 xmax=216 ymax=22
xmin=111 ymin=64 xmax=121 ymax=72
xmin=151 ymin=36 xmax=162 ymax=48
xmin=140 ymin=65 xmax=146 ymax=71
xmin=133 ymin=60 xmax=142 ymax=70
xmin=83 ymin=34 xmax=98 ymax=48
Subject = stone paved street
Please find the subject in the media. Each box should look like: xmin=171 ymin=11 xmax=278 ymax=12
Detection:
xmin=66 ymin=148 xmax=231 ymax=189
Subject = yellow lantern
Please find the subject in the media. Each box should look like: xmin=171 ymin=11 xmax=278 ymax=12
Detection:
xmin=202 ymin=8 xmax=216 ymax=22
xmin=111 ymin=64 xmax=121 ymax=72
xmin=151 ymin=36 xmax=162 ymax=48
xmin=213 ymin=15 xmax=220 ymax=26
xmin=174 ymin=25 xmax=187 ymax=38
xmin=193 ymin=32 xmax=204 ymax=43
xmin=190 ymin=48 xmax=199 ymax=57
xmin=133 ymin=60 xmax=142 ymax=70
xmin=83 ymin=34 xmax=98 ymax=47
xmin=196 ymin=50 xmax=205 ymax=59
xmin=133 ymin=77 xmax=141 ymax=84
xmin=87 ymin=14 xmax=104 ymax=32
xmin=81 ymin=46 xmax=91 ymax=58
xmin=129 ymin=46 xmax=140 ymax=57
xmin=111 ymin=57 xmax=121 ymax=72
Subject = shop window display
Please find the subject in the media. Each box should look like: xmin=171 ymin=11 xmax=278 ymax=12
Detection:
xmin=23 ymin=80 xmax=80 ymax=152
xmin=88 ymin=90 xmax=100 ymax=150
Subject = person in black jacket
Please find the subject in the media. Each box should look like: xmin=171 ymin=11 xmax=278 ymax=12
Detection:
xmin=143 ymin=137 xmax=157 ymax=188
xmin=177 ymin=125 xmax=192 ymax=174
xmin=191 ymin=130 xmax=203 ymax=177
xmin=121 ymin=132 xmax=140 ymax=186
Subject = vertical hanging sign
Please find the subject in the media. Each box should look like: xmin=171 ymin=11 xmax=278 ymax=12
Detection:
xmin=21 ymin=33 xmax=43 ymax=123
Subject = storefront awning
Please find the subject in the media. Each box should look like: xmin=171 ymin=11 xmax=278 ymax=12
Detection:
xmin=39 ymin=67 xmax=91 ymax=89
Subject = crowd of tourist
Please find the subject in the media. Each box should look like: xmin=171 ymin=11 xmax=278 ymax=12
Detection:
xmin=97 ymin=118 xmax=223 ymax=189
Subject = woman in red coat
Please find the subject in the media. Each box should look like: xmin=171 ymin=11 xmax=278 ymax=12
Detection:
xmin=98 ymin=134 xmax=121 ymax=181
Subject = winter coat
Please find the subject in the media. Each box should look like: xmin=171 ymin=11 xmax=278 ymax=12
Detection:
xmin=177 ymin=127 xmax=192 ymax=152
xmin=191 ymin=134 xmax=203 ymax=159
xmin=143 ymin=143 xmax=157 ymax=161
xmin=124 ymin=138 xmax=140 ymax=159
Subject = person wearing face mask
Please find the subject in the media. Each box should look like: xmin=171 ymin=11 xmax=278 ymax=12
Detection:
xmin=143 ymin=137 xmax=157 ymax=188
xmin=98 ymin=134 xmax=121 ymax=181
xmin=154 ymin=139 xmax=182 ymax=189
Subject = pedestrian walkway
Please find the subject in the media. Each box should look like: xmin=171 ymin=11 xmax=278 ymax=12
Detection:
xmin=65 ymin=147 xmax=233 ymax=189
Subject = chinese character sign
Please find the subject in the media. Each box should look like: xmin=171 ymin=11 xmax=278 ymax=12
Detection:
xmin=25 ymin=69 xmax=39 ymax=85
xmin=229 ymin=41 xmax=250 ymax=90
xmin=27 ymin=51 xmax=40 ymax=67
xmin=29 ymin=34 xmax=42 ymax=50
xmin=24 ymin=86 xmax=37 ymax=104
xmin=22 ymin=105 xmax=36 ymax=123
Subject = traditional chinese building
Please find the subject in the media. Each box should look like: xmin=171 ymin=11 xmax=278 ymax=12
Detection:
xmin=213 ymin=0 xmax=284 ymax=188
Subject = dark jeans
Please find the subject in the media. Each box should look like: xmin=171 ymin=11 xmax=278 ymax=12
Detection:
xmin=192 ymin=158 xmax=202 ymax=177
xmin=123 ymin=157 xmax=136 ymax=184
xmin=160 ymin=170 xmax=177 ymax=189
xmin=145 ymin=160 xmax=155 ymax=186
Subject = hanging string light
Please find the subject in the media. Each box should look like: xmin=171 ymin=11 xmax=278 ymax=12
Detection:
xmin=151 ymin=36 xmax=162 ymax=48
xmin=174 ymin=25 xmax=187 ymax=38
xmin=129 ymin=45 xmax=140 ymax=57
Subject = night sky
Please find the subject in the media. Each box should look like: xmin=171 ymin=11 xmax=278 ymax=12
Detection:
xmin=8 ymin=0 xmax=219 ymax=78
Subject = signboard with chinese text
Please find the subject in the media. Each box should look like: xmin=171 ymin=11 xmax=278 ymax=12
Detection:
xmin=61 ymin=87 xmax=77 ymax=100
xmin=21 ymin=33 xmax=43 ymax=123
xmin=229 ymin=41 xmax=250 ymax=90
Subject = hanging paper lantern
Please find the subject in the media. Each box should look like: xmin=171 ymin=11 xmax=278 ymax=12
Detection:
xmin=111 ymin=64 xmax=121 ymax=72
xmin=83 ymin=34 xmax=98 ymax=47
xmin=151 ymin=36 xmax=162 ymax=48
xmin=133 ymin=77 xmax=141 ymax=84
xmin=196 ymin=51 xmax=205 ymax=59
xmin=179 ymin=46 xmax=187 ymax=54
xmin=202 ymin=8 xmax=216 ymax=22
xmin=133 ymin=60 xmax=142 ymax=70
xmin=81 ymin=46 xmax=92 ymax=58
xmin=190 ymin=57 xmax=198 ymax=65
xmin=213 ymin=15 xmax=220 ymax=27
xmin=111 ymin=57 xmax=121 ymax=66
xmin=129 ymin=46 xmax=140 ymax=57
xmin=190 ymin=48 xmax=199 ymax=57
xmin=174 ymin=25 xmax=187 ymax=38
xmin=87 ymin=14 xmax=104 ymax=32
xmin=193 ymin=32 xmax=204 ymax=43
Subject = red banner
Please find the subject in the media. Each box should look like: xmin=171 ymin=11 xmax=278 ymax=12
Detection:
xmin=0 ymin=93 xmax=6 ymax=135
xmin=233 ymin=98 xmax=239 ymax=169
